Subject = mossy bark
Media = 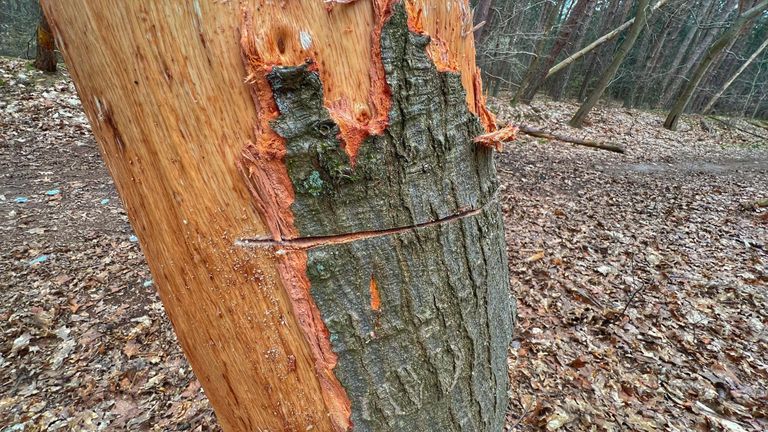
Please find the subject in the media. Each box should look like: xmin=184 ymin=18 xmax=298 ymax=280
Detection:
xmin=269 ymin=6 xmax=497 ymax=238
xmin=269 ymin=5 xmax=514 ymax=431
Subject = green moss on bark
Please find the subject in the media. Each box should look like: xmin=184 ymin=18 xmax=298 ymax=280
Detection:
xmin=268 ymin=5 xmax=498 ymax=239
xmin=267 ymin=4 xmax=514 ymax=431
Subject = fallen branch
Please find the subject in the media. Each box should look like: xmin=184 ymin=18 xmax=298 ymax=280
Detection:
xmin=741 ymin=198 xmax=768 ymax=210
xmin=708 ymin=116 xmax=768 ymax=140
xmin=518 ymin=125 xmax=626 ymax=154
xmin=475 ymin=124 xmax=626 ymax=154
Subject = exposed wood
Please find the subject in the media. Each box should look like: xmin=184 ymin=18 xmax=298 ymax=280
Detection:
xmin=41 ymin=1 xmax=512 ymax=431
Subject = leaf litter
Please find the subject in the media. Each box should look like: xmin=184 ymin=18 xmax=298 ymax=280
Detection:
xmin=493 ymin=98 xmax=768 ymax=431
xmin=1 ymin=58 xmax=767 ymax=431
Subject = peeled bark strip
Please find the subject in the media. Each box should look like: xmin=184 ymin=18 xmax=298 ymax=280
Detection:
xmin=41 ymin=1 xmax=513 ymax=431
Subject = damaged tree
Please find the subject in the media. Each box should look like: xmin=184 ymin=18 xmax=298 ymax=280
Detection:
xmin=40 ymin=1 xmax=514 ymax=431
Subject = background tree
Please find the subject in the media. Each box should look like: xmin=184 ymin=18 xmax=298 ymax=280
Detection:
xmin=665 ymin=0 xmax=768 ymax=129
xmin=32 ymin=8 xmax=55 ymax=72
xmin=473 ymin=0 xmax=768 ymax=120
xmin=571 ymin=0 xmax=651 ymax=127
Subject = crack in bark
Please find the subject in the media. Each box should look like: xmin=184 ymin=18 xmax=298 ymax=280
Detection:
xmin=235 ymin=196 xmax=497 ymax=251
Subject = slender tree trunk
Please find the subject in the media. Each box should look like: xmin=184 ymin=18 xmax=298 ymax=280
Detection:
xmin=703 ymin=37 xmax=768 ymax=113
xmin=548 ymin=3 xmax=598 ymax=101
xmin=665 ymin=0 xmax=768 ymax=129
xmin=33 ymin=10 xmax=56 ymax=72
xmin=473 ymin=0 xmax=494 ymax=42
xmin=40 ymin=1 xmax=514 ymax=431
xmin=659 ymin=0 xmax=733 ymax=107
xmin=571 ymin=0 xmax=651 ymax=127
xmin=546 ymin=0 xmax=672 ymax=80
xmin=626 ymin=9 xmax=675 ymax=107
xmin=574 ymin=0 xmax=632 ymax=101
xmin=518 ymin=0 xmax=596 ymax=104
xmin=513 ymin=0 xmax=562 ymax=103
xmin=656 ymin=1 xmax=711 ymax=106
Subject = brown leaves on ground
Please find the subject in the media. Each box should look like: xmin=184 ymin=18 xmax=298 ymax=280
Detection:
xmin=495 ymin=98 xmax=768 ymax=431
xmin=0 ymin=58 xmax=219 ymax=430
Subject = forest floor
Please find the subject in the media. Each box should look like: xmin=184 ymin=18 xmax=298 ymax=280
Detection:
xmin=1 ymin=58 xmax=767 ymax=431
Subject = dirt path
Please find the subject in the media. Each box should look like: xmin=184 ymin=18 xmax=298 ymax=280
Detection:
xmin=1 ymin=58 xmax=767 ymax=431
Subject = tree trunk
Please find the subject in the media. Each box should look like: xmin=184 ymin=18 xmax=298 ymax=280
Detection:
xmin=571 ymin=0 xmax=651 ymax=127
xmin=625 ymin=7 xmax=676 ymax=107
xmin=473 ymin=0 xmax=494 ymax=42
xmin=518 ymin=0 xmax=596 ymax=104
xmin=40 ymin=1 xmax=514 ymax=432
xmin=513 ymin=0 xmax=563 ymax=104
xmin=548 ymin=3 xmax=598 ymax=101
xmin=703 ymin=37 xmax=768 ymax=113
xmin=658 ymin=0 xmax=733 ymax=108
xmin=33 ymin=10 xmax=56 ymax=72
xmin=665 ymin=0 xmax=768 ymax=129
xmin=546 ymin=0 xmax=671 ymax=80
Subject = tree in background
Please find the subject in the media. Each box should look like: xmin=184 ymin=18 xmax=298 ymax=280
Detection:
xmin=516 ymin=0 xmax=597 ymax=104
xmin=665 ymin=0 xmax=768 ymax=129
xmin=32 ymin=8 xmax=55 ymax=72
xmin=475 ymin=0 xmax=768 ymax=120
xmin=571 ymin=0 xmax=650 ymax=127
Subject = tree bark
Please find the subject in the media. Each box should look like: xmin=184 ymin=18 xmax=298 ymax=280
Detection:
xmin=703 ymin=37 xmax=768 ymax=113
xmin=546 ymin=0 xmax=671 ymax=80
xmin=473 ymin=0 xmax=494 ymax=42
xmin=40 ymin=1 xmax=514 ymax=431
xmin=664 ymin=0 xmax=768 ymax=130
xmin=33 ymin=10 xmax=56 ymax=72
xmin=571 ymin=0 xmax=651 ymax=128
xmin=518 ymin=0 xmax=596 ymax=104
xmin=513 ymin=0 xmax=563 ymax=104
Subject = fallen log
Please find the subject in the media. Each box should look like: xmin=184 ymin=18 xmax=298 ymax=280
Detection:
xmin=741 ymin=198 xmax=768 ymax=210
xmin=519 ymin=125 xmax=626 ymax=154
xmin=474 ymin=124 xmax=625 ymax=154
xmin=708 ymin=116 xmax=768 ymax=141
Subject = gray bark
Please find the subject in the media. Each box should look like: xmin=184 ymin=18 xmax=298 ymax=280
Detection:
xmin=266 ymin=5 xmax=515 ymax=431
xmin=571 ymin=0 xmax=651 ymax=128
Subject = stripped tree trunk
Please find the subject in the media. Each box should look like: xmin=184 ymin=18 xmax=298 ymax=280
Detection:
xmin=40 ymin=1 xmax=514 ymax=431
